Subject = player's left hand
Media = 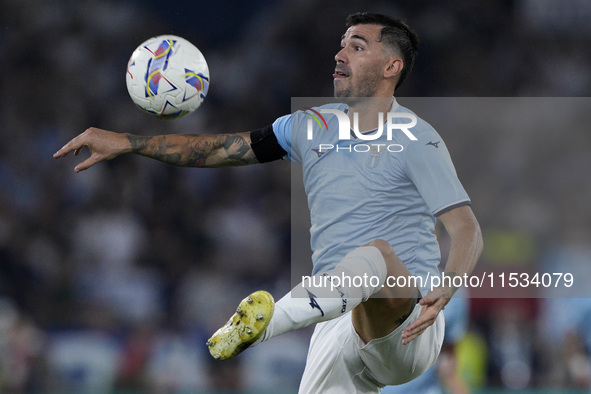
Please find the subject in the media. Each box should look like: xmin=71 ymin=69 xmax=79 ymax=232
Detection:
xmin=401 ymin=286 xmax=451 ymax=345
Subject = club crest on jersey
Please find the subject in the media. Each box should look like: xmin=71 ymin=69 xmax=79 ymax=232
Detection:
xmin=367 ymin=144 xmax=387 ymax=168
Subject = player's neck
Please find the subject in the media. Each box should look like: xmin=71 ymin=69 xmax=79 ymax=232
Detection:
xmin=347 ymin=96 xmax=394 ymax=133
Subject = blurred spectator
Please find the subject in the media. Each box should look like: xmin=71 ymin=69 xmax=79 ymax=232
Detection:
xmin=46 ymin=330 xmax=120 ymax=392
xmin=0 ymin=298 xmax=45 ymax=392
xmin=143 ymin=331 xmax=211 ymax=392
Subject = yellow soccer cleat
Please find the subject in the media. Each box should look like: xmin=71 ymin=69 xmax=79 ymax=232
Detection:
xmin=207 ymin=290 xmax=274 ymax=361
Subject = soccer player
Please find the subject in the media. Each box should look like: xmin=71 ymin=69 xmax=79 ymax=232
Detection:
xmin=54 ymin=12 xmax=482 ymax=393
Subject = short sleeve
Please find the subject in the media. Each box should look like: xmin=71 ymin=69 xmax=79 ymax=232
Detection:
xmin=403 ymin=130 xmax=471 ymax=216
xmin=272 ymin=114 xmax=293 ymax=161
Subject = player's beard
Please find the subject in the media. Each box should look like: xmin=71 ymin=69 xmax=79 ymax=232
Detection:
xmin=334 ymin=63 xmax=382 ymax=100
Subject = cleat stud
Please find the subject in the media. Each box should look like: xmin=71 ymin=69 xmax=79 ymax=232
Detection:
xmin=214 ymin=355 xmax=221 ymax=360
xmin=256 ymin=314 xmax=264 ymax=320
xmin=206 ymin=340 xmax=213 ymax=347
xmin=246 ymin=328 xmax=252 ymax=335
xmin=236 ymin=307 xmax=242 ymax=314
xmin=247 ymin=297 xmax=253 ymax=303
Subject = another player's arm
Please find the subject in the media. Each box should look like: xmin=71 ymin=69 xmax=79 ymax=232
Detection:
xmin=402 ymin=205 xmax=482 ymax=345
xmin=53 ymin=127 xmax=259 ymax=172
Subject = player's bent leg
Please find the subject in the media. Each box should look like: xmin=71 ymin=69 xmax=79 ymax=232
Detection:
xmin=358 ymin=303 xmax=445 ymax=386
xmin=352 ymin=239 xmax=419 ymax=344
xmin=298 ymin=302 xmax=445 ymax=392
xmin=207 ymin=290 xmax=274 ymax=361
xmin=257 ymin=244 xmax=388 ymax=342
xmin=207 ymin=244 xmax=390 ymax=361
xmin=298 ymin=241 xmax=441 ymax=391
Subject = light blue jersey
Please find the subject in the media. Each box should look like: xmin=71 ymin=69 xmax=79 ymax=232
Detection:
xmin=273 ymin=100 xmax=470 ymax=293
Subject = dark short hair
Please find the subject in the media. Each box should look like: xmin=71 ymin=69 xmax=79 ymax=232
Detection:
xmin=346 ymin=12 xmax=419 ymax=89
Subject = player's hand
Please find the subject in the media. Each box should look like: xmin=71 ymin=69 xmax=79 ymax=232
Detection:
xmin=53 ymin=127 xmax=131 ymax=172
xmin=401 ymin=286 xmax=451 ymax=345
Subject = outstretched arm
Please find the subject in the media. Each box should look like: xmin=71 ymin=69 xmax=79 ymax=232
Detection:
xmin=53 ymin=127 xmax=258 ymax=172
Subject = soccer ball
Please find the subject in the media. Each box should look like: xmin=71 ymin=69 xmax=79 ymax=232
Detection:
xmin=126 ymin=35 xmax=210 ymax=119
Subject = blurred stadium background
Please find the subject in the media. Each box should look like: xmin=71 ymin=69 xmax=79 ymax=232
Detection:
xmin=1 ymin=0 xmax=591 ymax=392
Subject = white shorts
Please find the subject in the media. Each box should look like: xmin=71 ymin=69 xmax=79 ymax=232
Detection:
xmin=298 ymin=303 xmax=445 ymax=393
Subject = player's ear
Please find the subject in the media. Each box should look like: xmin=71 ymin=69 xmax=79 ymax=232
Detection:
xmin=384 ymin=57 xmax=403 ymax=80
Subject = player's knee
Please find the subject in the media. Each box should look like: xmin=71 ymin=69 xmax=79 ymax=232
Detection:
xmin=365 ymin=239 xmax=396 ymax=261
xmin=365 ymin=239 xmax=413 ymax=295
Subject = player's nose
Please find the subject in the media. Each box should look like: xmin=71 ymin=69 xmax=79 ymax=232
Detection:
xmin=335 ymin=47 xmax=347 ymax=64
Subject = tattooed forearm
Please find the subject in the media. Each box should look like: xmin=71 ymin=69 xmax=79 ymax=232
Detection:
xmin=126 ymin=132 xmax=258 ymax=168
xmin=214 ymin=134 xmax=257 ymax=166
xmin=127 ymin=134 xmax=150 ymax=152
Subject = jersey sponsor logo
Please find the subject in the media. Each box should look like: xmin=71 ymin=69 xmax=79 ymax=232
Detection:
xmin=426 ymin=141 xmax=440 ymax=148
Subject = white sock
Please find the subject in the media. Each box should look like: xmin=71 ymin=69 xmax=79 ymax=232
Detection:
xmin=255 ymin=245 xmax=387 ymax=344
